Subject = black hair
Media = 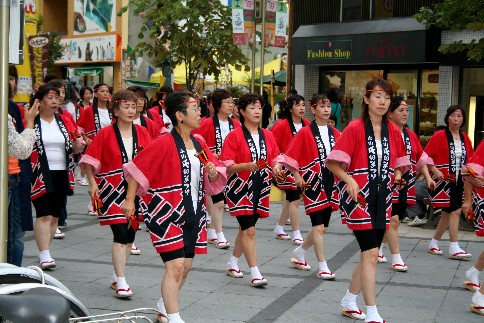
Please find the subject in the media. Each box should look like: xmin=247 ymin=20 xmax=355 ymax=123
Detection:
xmin=288 ymin=89 xmax=298 ymax=96
xmin=390 ymin=96 xmax=406 ymax=112
xmin=326 ymin=88 xmax=340 ymax=103
xmin=361 ymin=79 xmax=393 ymax=123
xmin=30 ymin=85 xmax=60 ymax=106
xmin=444 ymin=105 xmax=466 ymax=127
xmin=8 ymin=65 xmax=18 ymax=96
xmin=154 ymin=85 xmax=174 ymax=104
xmin=237 ymin=93 xmax=264 ymax=125
xmin=278 ymin=95 xmax=304 ymax=119
xmin=126 ymin=85 xmax=148 ymax=112
xmin=212 ymin=89 xmax=232 ymax=114
xmin=329 ymin=114 xmax=337 ymax=127
xmin=93 ymin=83 xmax=110 ymax=105
xmin=80 ymin=86 xmax=93 ymax=99
xmin=164 ymin=91 xmax=191 ymax=127
xmin=64 ymin=82 xmax=79 ymax=104
xmin=43 ymin=74 xmax=59 ymax=84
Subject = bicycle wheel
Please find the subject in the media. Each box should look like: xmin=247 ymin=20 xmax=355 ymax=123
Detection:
xmin=0 ymin=265 xmax=73 ymax=295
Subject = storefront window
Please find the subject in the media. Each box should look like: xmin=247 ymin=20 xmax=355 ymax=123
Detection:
xmin=386 ymin=70 xmax=418 ymax=131
xmin=418 ymin=70 xmax=439 ymax=147
xmin=319 ymin=70 xmax=383 ymax=130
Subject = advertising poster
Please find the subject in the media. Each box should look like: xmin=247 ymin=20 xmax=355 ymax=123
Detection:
xmin=232 ymin=0 xmax=255 ymax=46
xmin=265 ymin=0 xmax=286 ymax=48
xmin=57 ymin=33 xmax=121 ymax=64
xmin=27 ymin=33 xmax=50 ymax=93
xmin=73 ymin=0 xmax=116 ymax=35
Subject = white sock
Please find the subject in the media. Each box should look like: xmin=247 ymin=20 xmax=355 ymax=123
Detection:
xmin=392 ymin=253 xmax=403 ymax=265
xmin=228 ymin=255 xmax=239 ymax=270
xmin=341 ymin=290 xmax=358 ymax=309
xmin=473 ymin=290 xmax=484 ymax=306
xmin=250 ymin=266 xmax=262 ymax=279
xmin=318 ymin=261 xmax=330 ymax=272
xmin=467 ymin=266 xmax=481 ymax=284
xmin=216 ymin=232 xmax=227 ymax=243
xmin=208 ymin=228 xmax=216 ymax=239
xmin=365 ymin=305 xmax=381 ymax=321
xmin=116 ymin=277 xmax=128 ymax=289
xmin=166 ymin=313 xmax=185 ymax=323
xmin=39 ymin=250 xmax=52 ymax=262
xmin=430 ymin=238 xmax=440 ymax=248
xmin=293 ymin=230 xmax=302 ymax=240
xmin=379 ymin=243 xmax=385 ymax=256
xmin=274 ymin=224 xmax=285 ymax=234
xmin=449 ymin=241 xmax=461 ymax=253
xmin=292 ymin=246 xmax=306 ymax=263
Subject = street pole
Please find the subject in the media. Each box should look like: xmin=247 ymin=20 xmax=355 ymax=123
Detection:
xmin=0 ymin=0 xmax=11 ymax=262
xmin=286 ymin=0 xmax=292 ymax=96
xmin=250 ymin=32 xmax=256 ymax=92
xmin=259 ymin=0 xmax=266 ymax=95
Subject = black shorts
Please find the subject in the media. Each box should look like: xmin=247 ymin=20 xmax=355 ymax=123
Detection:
xmin=391 ymin=202 xmax=407 ymax=221
xmin=353 ymin=229 xmax=386 ymax=252
xmin=309 ymin=207 xmax=332 ymax=227
xmin=236 ymin=214 xmax=260 ymax=231
xmin=110 ymin=223 xmax=136 ymax=244
xmin=285 ymin=189 xmax=301 ymax=202
xmin=211 ymin=192 xmax=225 ymax=204
xmin=443 ymin=177 xmax=464 ymax=213
xmin=32 ymin=170 xmax=68 ymax=218
xmin=160 ymin=247 xmax=195 ymax=263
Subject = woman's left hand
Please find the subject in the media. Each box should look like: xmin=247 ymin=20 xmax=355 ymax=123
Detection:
xmin=205 ymin=162 xmax=218 ymax=178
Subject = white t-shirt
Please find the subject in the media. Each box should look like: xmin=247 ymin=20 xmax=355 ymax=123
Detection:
xmin=317 ymin=125 xmax=332 ymax=157
xmin=250 ymin=133 xmax=261 ymax=159
xmin=219 ymin=120 xmax=231 ymax=142
xmin=454 ymin=139 xmax=462 ymax=177
xmin=187 ymin=149 xmax=201 ymax=212
xmin=98 ymin=108 xmax=111 ymax=128
xmin=61 ymin=102 xmax=77 ymax=122
xmin=122 ymin=137 xmax=133 ymax=162
xmin=163 ymin=112 xmax=173 ymax=131
xmin=41 ymin=118 xmax=66 ymax=170
xmin=133 ymin=118 xmax=141 ymax=126
xmin=376 ymin=139 xmax=382 ymax=175
xmin=294 ymin=123 xmax=303 ymax=133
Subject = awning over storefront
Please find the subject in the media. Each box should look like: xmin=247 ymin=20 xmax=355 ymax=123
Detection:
xmin=124 ymin=79 xmax=160 ymax=88
xmin=292 ymin=18 xmax=440 ymax=65
xmin=74 ymin=66 xmax=104 ymax=76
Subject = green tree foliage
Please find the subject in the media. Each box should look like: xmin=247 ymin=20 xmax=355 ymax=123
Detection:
xmin=119 ymin=0 xmax=248 ymax=91
xmin=415 ymin=0 xmax=484 ymax=62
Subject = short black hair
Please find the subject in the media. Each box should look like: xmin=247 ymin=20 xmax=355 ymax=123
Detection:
xmin=444 ymin=105 xmax=466 ymax=127
xmin=238 ymin=93 xmax=263 ymax=124
xmin=164 ymin=91 xmax=191 ymax=127
xmin=212 ymin=89 xmax=232 ymax=114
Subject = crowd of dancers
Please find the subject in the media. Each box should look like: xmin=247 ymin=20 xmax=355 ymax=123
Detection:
xmin=7 ymin=71 xmax=484 ymax=323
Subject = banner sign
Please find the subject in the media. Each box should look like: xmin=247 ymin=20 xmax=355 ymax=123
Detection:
xmin=232 ymin=0 xmax=255 ymax=45
xmin=265 ymin=0 xmax=287 ymax=48
xmin=27 ymin=33 xmax=50 ymax=91
xmin=56 ymin=33 xmax=121 ymax=64
xmin=73 ymin=0 xmax=116 ymax=35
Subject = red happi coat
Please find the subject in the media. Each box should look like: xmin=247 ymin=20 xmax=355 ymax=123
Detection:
xmin=271 ymin=118 xmax=311 ymax=190
xmin=147 ymin=106 xmax=165 ymax=129
xmin=139 ymin=115 xmax=160 ymax=139
xmin=326 ymin=119 xmax=411 ymax=230
xmin=423 ymin=129 xmax=474 ymax=208
xmin=221 ymin=127 xmax=283 ymax=218
xmin=284 ymin=122 xmax=341 ymax=214
xmin=76 ymin=104 xmax=113 ymax=140
xmin=30 ymin=113 xmax=77 ymax=200
xmin=123 ymin=132 xmax=227 ymax=255
xmin=145 ymin=109 xmax=164 ymax=131
xmin=464 ymin=141 xmax=484 ymax=236
xmin=193 ymin=116 xmax=241 ymax=155
xmin=79 ymin=124 xmax=152 ymax=225
xmin=271 ymin=118 xmax=311 ymax=153
xmin=392 ymin=127 xmax=425 ymax=206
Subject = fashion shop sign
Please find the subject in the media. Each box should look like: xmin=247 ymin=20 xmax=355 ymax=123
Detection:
xmin=294 ymin=31 xmax=426 ymax=65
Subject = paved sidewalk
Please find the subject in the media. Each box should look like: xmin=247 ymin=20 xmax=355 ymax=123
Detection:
xmin=21 ymin=184 xmax=484 ymax=322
